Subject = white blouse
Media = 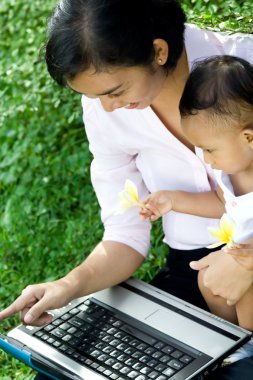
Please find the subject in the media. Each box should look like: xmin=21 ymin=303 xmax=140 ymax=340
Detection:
xmin=82 ymin=24 xmax=253 ymax=256
xmin=215 ymin=170 xmax=253 ymax=244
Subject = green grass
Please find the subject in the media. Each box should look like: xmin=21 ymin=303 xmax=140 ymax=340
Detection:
xmin=0 ymin=0 xmax=252 ymax=378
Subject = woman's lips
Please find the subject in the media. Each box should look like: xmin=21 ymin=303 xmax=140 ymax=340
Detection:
xmin=125 ymin=102 xmax=139 ymax=109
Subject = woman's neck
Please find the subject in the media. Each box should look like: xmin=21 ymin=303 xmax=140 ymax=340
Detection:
xmin=151 ymin=47 xmax=193 ymax=150
xmin=153 ymin=47 xmax=189 ymax=106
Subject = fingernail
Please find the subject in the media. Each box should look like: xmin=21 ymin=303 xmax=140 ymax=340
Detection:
xmin=189 ymin=261 xmax=196 ymax=269
xmin=24 ymin=313 xmax=34 ymax=324
xmin=45 ymin=316 xmax=53 ymax=324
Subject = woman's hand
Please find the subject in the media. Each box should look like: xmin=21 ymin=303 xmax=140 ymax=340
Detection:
xmin=190 ymin=250 xmax=253 ymax=306
xmin=140 ymin=190 xmax=173 ymax=221
xmin=0 ymin=242 xmax=145 ymax=326
xmin=225 ymin=244 xmax=253 ymax=271
xmin=0 ymin=278 xmax=74 ymax=326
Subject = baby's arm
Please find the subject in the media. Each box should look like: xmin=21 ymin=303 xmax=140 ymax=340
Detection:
xmin=140 ymin=187 xmax=225 ymax=221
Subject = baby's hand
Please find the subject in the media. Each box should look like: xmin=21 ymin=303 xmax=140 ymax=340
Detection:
xmin=225 ymin=243 xmax=253 ymax=271
xmin=139 ymin=191 xmax=173 ymax=221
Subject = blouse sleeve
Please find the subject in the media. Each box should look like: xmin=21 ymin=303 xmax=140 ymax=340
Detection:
xmin=82 ymin=96 xmax=151 ymax=257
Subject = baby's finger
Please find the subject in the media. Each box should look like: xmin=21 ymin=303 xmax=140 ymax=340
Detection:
xmin=145 ymin=203 xmax=161 ymax=217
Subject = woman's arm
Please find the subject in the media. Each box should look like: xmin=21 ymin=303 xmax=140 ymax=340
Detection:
xmin=0 ymin=241 xmax=144 ymax=326
xmin=190 ymin=250 xmax=253 ymax=305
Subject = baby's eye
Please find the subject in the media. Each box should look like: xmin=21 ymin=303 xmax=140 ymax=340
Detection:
xmin=204 ymin=149 xmax=213 ymax=154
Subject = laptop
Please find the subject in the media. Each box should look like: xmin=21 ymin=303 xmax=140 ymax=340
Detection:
xmin=0 ymin=278 xmax=251 ymax=380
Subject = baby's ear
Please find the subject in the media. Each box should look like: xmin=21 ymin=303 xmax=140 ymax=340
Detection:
xmin=242 ymin=128 xmax=253 ymax=147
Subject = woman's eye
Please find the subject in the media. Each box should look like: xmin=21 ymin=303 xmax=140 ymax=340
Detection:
xmin=108 ymin=92 xmax=123 ymax=98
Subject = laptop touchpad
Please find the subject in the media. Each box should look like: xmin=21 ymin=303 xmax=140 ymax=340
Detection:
xmin=145 ymin=309 xmax=234 ymax=356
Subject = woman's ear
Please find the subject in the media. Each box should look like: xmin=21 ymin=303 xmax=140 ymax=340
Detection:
xmin=242 ymin=128 xmax=253 ymax=148
xmin=153 ymin=39 xmax=169 ymax=66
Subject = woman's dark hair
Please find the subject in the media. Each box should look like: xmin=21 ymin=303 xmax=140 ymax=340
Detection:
xmin=180 ymin=55 xmax=253 ymax=119
xmin=45 ymin=0 xmax=186 ymax=86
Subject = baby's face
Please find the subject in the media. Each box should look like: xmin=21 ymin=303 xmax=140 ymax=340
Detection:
xmin=181 ymin=111 xmax=253 ymax=175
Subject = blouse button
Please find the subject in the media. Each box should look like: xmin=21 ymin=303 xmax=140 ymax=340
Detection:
xmin=231 ymin=201 xmax=237 ymax=207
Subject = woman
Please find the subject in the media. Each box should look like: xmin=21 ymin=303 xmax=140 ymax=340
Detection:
xmin=0 ymin=0 xmax=253 ymax=378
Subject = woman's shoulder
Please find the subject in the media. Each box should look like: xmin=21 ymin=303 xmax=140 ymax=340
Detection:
xmin=185 ymin=23 xmax=253 ymax=67
xmin=185 ymin=23 xmax=253 ymax=43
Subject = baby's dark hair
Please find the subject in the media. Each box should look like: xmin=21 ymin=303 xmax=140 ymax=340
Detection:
xmin=45 ymin=0 xmax=186 ymax=86
xmin=179 ymin=55 xmax=253 ymax=122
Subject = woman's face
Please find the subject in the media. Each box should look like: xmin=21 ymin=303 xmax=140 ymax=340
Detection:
xmin=67 ymin=65 xmax=167 ymax=112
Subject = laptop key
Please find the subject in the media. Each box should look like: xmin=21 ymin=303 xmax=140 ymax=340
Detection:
xmin=69 ymin=307 xmax=80 ymax=315
xmin=152 ymin=351 xmax=162 ymax=359
xmin=97 ymin=365 xmax=106 ymax=373
xmin=44 ymin=324 xmax=55 ymax=332
xmin=154 ymin=342 xmax=165 ymax=350
xmin=104 ymin=369 xmax=113 ymax=376
xmin=112 ymin=362 xmax=123 ymax=370
xmin=144 ymin=346 xmax=155 ymax=355
xmin=120 ymin=366 xmax=131 ymax=375
xmin=105 ymin=358 xmax=117 ymax=366
xmin=97 ymin=353 xmax=109 ymax=362
xmin=109 ymin=374 xmax=118 ymax=380
xmin=155 ymin=363 xmax=166 ymax=372
xmin=127 ymin=370 xmax=139 ymax=378
xmin=161 ymin=345 xmax=174 ymax=354
xmin=41 ymin=334 xmax=50 ymax=341
xmin=149 ymin=370 xmax=160 ymax=379
xmin=180 ymin=354 xmax=193 ymax=364
xmin=77 ymin=303 xmax=89 ymax=312
xmin=91 ymin=362 xmax=99 ymax=369
xmin=132 ymin=362 xmax=144 ymax=371
xmin=52 ymin=318 xmax=63 ymax=326
xmin=135 ymin=375 xmax=148 ymax=380
xmin=61 ymin=313 xmax=72 ymax=321
xmin=168 ymin=359 xmax=184 ymax=370
xmin=159 ymin=354 xmax=171 ymax=363
xmin=171 ymin=350 xmax=183 ymax=359
xmin=137 ymin=343 xmax=148 ymax=351
xmin=59 ymin=322 xmax=71 ymax=331
xmin=68 ymin=317 xmax=84 ymax=328
xmin=163 ymin=367 xmax=176 ymax=377
xmin=146 ymin=359 xmax=158 ymax=368
xmin=51 ymin=329 xmax=66 ymax=339
xmin=140 ymin=366 xmax=152 ymax=375
xmin=118 ymin=354 xmax=129 ymax=362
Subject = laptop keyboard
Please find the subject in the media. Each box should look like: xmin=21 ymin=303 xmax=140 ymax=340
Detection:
xmin=34 ymin=299 xmax=195 ymax=379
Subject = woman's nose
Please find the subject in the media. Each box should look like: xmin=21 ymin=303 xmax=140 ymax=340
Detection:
xmin=99 ymin=97 xmax=122 ymax=112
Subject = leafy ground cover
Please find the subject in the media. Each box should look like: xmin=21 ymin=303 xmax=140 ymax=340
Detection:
xmin=0 ymin=0 xmax=251 ymax=378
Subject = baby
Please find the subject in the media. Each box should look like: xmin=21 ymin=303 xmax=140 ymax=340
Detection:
xmin=140 ymin=55 xmax=253 ymax=333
